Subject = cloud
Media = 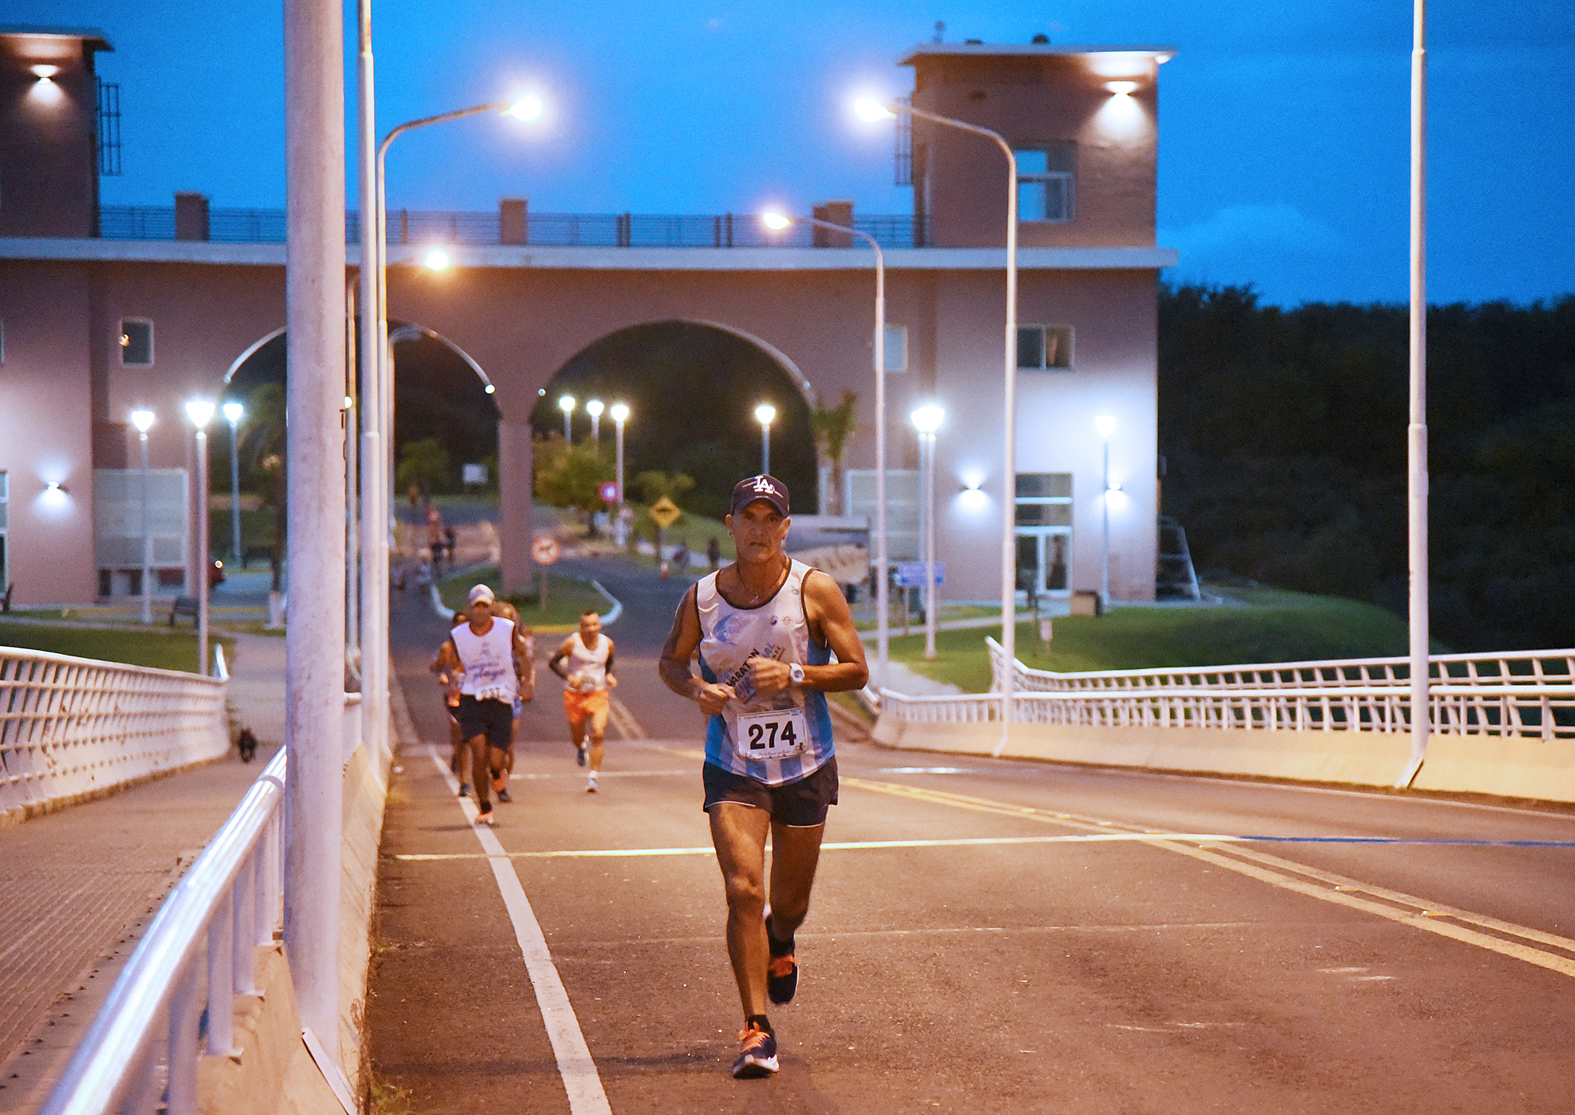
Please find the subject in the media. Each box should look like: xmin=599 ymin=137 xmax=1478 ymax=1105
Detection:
xmin=1161 ymin=203 xmax=1347 ymax=261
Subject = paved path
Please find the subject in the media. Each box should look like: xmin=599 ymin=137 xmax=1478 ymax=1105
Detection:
xmin=0 ymin=635 xmax=283 ymax=1115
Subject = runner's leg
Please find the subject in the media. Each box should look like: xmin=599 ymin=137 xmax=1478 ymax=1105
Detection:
xmin=766 ymin=822 xmax=826 ymax=941
xmin=709 ymin=802 xmax=773 ymax=1018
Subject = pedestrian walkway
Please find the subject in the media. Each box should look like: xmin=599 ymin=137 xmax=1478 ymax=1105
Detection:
xmin=0 ymin=634 xmax=284 ymax=1115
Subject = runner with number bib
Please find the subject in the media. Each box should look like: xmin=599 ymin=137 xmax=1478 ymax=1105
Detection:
xmin=659 ymin=474 xmax=869 ymax=1080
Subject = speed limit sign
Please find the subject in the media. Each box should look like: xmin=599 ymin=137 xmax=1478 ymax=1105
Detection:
xmin=531 ymin=535 xmax=561 ymax=566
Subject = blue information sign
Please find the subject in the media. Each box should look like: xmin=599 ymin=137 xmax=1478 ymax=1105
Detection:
xmin=894 ymin=561 xmax=945 ymax=587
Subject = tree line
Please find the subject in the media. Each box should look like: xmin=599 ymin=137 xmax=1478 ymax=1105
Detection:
xmin=1158 ymin=284 xmax=1575 ymax=652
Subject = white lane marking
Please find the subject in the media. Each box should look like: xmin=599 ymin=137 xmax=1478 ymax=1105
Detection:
xmin=844 ymin=775 xmax=1575 ymax=979
xmin=429 ymin=746 xmax=611 ymax=1115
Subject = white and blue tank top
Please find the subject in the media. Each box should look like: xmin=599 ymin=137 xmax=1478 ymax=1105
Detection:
xmin=696 ymin=559 xmax=835 ymax=786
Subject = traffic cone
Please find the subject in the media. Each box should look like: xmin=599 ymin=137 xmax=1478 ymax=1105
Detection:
xmin=660 ymin=560 xmax=670 ymax=579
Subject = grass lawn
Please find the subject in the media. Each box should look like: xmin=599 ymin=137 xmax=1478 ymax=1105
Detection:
xmin=435 ymin=567 xmax=613 ymax=632
xmin=0 ymin=622 xmax=223 ymax=674
xmin=887 ymin=586 xmax=1429 ymax=693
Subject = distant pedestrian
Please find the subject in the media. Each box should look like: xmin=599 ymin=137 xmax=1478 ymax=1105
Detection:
xmin=707 ymin=536 xmax=722 ymax=570
xmin=549 ymin=609 xmax=617 ymax=793
xmin=658 ymin=474 xmax=869 ymax=1079
xmin=444 ymin=524 xmax=457 ymax=566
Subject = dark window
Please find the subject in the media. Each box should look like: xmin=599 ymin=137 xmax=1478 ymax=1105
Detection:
xmin=120 ymin=319 xmax=153 ymax=366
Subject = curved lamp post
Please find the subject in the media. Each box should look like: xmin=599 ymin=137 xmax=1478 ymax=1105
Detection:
xmin=857 ymin=96 xmax=1019 ymax=728
xmin=130 ymin=408 xmax=156 ymax=625
xmin=359 ymin=93 xmax=544 ymax=765
xmin=761 ymin=209 xmax=890 ymax=689
xmin=185 ymin=399 xmax=216 ymax=676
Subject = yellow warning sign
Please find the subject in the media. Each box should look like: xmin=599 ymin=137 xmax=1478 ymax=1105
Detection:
xmin=648 ymin=496 xmax=682 ymax=529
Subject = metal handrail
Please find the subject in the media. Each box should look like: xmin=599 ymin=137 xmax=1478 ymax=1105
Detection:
xmin=878 ymin=640 xmax=1575 ymax=740
xmin=38 ymin=749 xmax=286 ymax=1115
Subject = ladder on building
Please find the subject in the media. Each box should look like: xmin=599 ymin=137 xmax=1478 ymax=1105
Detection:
xmin=1156 ymin=515 xmax=1202 ymax=600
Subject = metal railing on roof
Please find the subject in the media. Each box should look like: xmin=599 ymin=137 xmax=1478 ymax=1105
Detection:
xmin=96 ymin=205 xmax=927 ymax=250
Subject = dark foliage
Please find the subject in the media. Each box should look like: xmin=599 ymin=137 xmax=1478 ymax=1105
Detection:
xmin=1159 ymin=284 xmax=1575 ymax=651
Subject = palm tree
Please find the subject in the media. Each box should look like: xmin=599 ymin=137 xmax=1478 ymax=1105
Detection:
xmin=810 ymin=389 xmax=859 ymax=515
xmin=239 ymin=382 xmax=287 ymax=592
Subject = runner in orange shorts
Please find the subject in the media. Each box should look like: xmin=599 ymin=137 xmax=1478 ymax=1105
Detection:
xmin=549 ymin=609 xmax=616 ymax=792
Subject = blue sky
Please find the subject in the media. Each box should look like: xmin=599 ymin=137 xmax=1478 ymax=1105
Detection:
xmin=13 ymin=1 xmax=1575 ymax=306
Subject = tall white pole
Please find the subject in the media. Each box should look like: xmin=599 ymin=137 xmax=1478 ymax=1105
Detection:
xmin=921 ymin=426 xmax=937 ymax=660
xmin=138 ymin=428 xmax=152 ymax=625
xmin=1404 ymin=0 xmax=1431 ymax=786
xmin=356 ymin=0 xmax=384 ymax=760
xmin=890 ymin=104 xmax=1017 ymax=730
xmin=227 ymin=414 xmax=243 ymax=565
xmin=1100 ymin=438 xmax=1111 ymax=611
xmin=283 ymin=0 xmax=346 ymax=1062
xmin=195 ymin=427 xmax=210 ymax=676
xmin=761 ymin=420 xmax=771 ymax=475
xmin=614 ymin=414 xmax=626 ymax=502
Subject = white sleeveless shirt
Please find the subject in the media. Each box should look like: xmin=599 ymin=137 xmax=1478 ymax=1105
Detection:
xmin=451 ymin=616 xmax=518 ymax=703
xmin=563 ymin=631 xmax=611 ymax=693
xmin=696 ymin=559 xmax=834 ymax=785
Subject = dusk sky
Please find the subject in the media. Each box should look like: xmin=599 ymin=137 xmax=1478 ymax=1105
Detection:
xmin=12 ymin=1 xmax=1575 ymax=307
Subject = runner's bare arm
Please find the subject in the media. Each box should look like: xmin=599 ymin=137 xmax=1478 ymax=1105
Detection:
xmin=548 ymin=637 xmax=573 ymax=680
xmin=604 ymin=642 xmax=618 ymax=689
xmin=659 ymin=586 xmax=732 ymax=715
xmin=747 ymin=569 xmax=868 ymax=696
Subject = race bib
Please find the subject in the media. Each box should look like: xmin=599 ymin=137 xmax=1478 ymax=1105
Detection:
xmin=733 ymin=706 xmax=809 ymax=762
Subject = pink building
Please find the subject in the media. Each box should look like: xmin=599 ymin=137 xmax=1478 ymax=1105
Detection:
xmin=0 ymin=29 xmax=1176 ymax=609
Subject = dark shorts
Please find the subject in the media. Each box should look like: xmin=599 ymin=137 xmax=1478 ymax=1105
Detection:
xmin=456 ymin=695 xmax=513 ymax=750
xmin=703 ymin=757 xmax=838 ymax=828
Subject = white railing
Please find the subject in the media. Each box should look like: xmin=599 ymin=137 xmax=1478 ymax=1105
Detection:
xmin=38 ymin=748 xmax=286 ymax=1115
xmin=878 ymin=638 xmax=1575 ymax=740
xmin=0 ymin=647 xmax=229 ymax=822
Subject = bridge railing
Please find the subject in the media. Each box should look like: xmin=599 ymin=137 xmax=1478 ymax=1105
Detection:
xmin=878 ymin=639 xmax=1575 ymax=739
xmin=97 ymin=204 xmax=929 ymax=251
xmin=0 ymin=647 xmax=229 ymax=823
xmin=38 ymin=749 xmax=286 ymax=1115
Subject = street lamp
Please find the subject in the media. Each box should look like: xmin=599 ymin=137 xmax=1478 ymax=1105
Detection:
xmin=359 ymin=93 xmax=547 ymax=766
xmin=857 ymin=96 xmax=1019 ymax=727
xmin=559 ymin=394 xmax=576 ymax=444
xmin=130 ymin=408 xmax=156 ymax=625
xmin=185 ymin=398 xmax=216 ymax=676
xmin=586 ymin=398 xmax=604 ymax=442
xmin=610 ymin=402 xmax=629 ymax=504
xmin=1095 ymin=414 xmax=1117 ymax=613
xmin=912 ymin=404 xmax=945 ymax=660
xmin=754 ymin=403 xmax=776 ymax=476
xmin=223 ymin=401 xmax=244 ymax=567
xmin=761 ymin=208 xmax=891 ymax=688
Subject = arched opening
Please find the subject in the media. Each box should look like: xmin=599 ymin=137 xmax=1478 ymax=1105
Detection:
xmin=533 ymin=321 xmax=820 ymax=519
xmin=220 ymin=322 xmax=502 ymax=583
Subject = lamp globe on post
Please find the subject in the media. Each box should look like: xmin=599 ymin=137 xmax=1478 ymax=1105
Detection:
xmin=222 ymin=401 xmax=245 ymax=568
xmin=185 ymin=399 xmax=217 ymax=676
xmin=1095 ymin=414 xmax=1117 ymax=613
xmin=609 ymin=402 xmax=629 ymax=503
xmin=754 ymin=403 xmax=776 ymax=476
xmin=586 ymin=398 xmax=604 ymax=443
xmin=558 ymin=394 xmax=576 ymax=444
xmin=911 ymin=404 xmax=945 ymax=660
xmin=130 ymin=408 xmax=156 ymax=624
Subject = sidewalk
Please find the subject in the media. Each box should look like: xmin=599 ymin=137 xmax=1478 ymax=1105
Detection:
xmin=0 ymin=634 xmax=283 ymax=1115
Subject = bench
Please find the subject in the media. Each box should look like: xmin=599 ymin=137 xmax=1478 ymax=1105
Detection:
xmin=169 ymin=596 xmax=199 ymax=626
xmin=241 ymin=545 xmax=275 ymax=569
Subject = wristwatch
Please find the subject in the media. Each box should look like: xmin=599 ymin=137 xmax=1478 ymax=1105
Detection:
xmin=789 ymin=663 xmax=805 ymax=687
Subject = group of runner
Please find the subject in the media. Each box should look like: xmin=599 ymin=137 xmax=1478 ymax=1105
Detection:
xmin=427 ymin=473 xmax=868 ymax=1080
xmin=430 ymin=589 xmax=616 ymax=822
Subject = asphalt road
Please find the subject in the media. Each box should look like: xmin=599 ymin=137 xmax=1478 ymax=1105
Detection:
xmin=370 ymin=555 xmax=1575 ymax=1113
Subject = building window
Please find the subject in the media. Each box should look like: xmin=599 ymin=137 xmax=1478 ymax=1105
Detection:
xmin=884 ymin=324 xmax=908 ymax=372
xmin=1015 ymin=143 xmax=1075 ymax=222
xmin=120 ymin=319 xmax=153 ymax=366
xmin=1017 ymin=325 xmax=1073 ymax=370
xmin=1015 ymin=472 xmax=1072 ymax=594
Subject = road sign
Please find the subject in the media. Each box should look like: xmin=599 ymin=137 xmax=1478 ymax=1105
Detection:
xmin=894 ymin=561 xmax=945 ymax=587
xmin=531 ymin=535 xmax=561 ymax=566
xmin=599 ymin=480 xmax=619 ymax=504
xmin=649 ymin=496 xmax=682 ymax=529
